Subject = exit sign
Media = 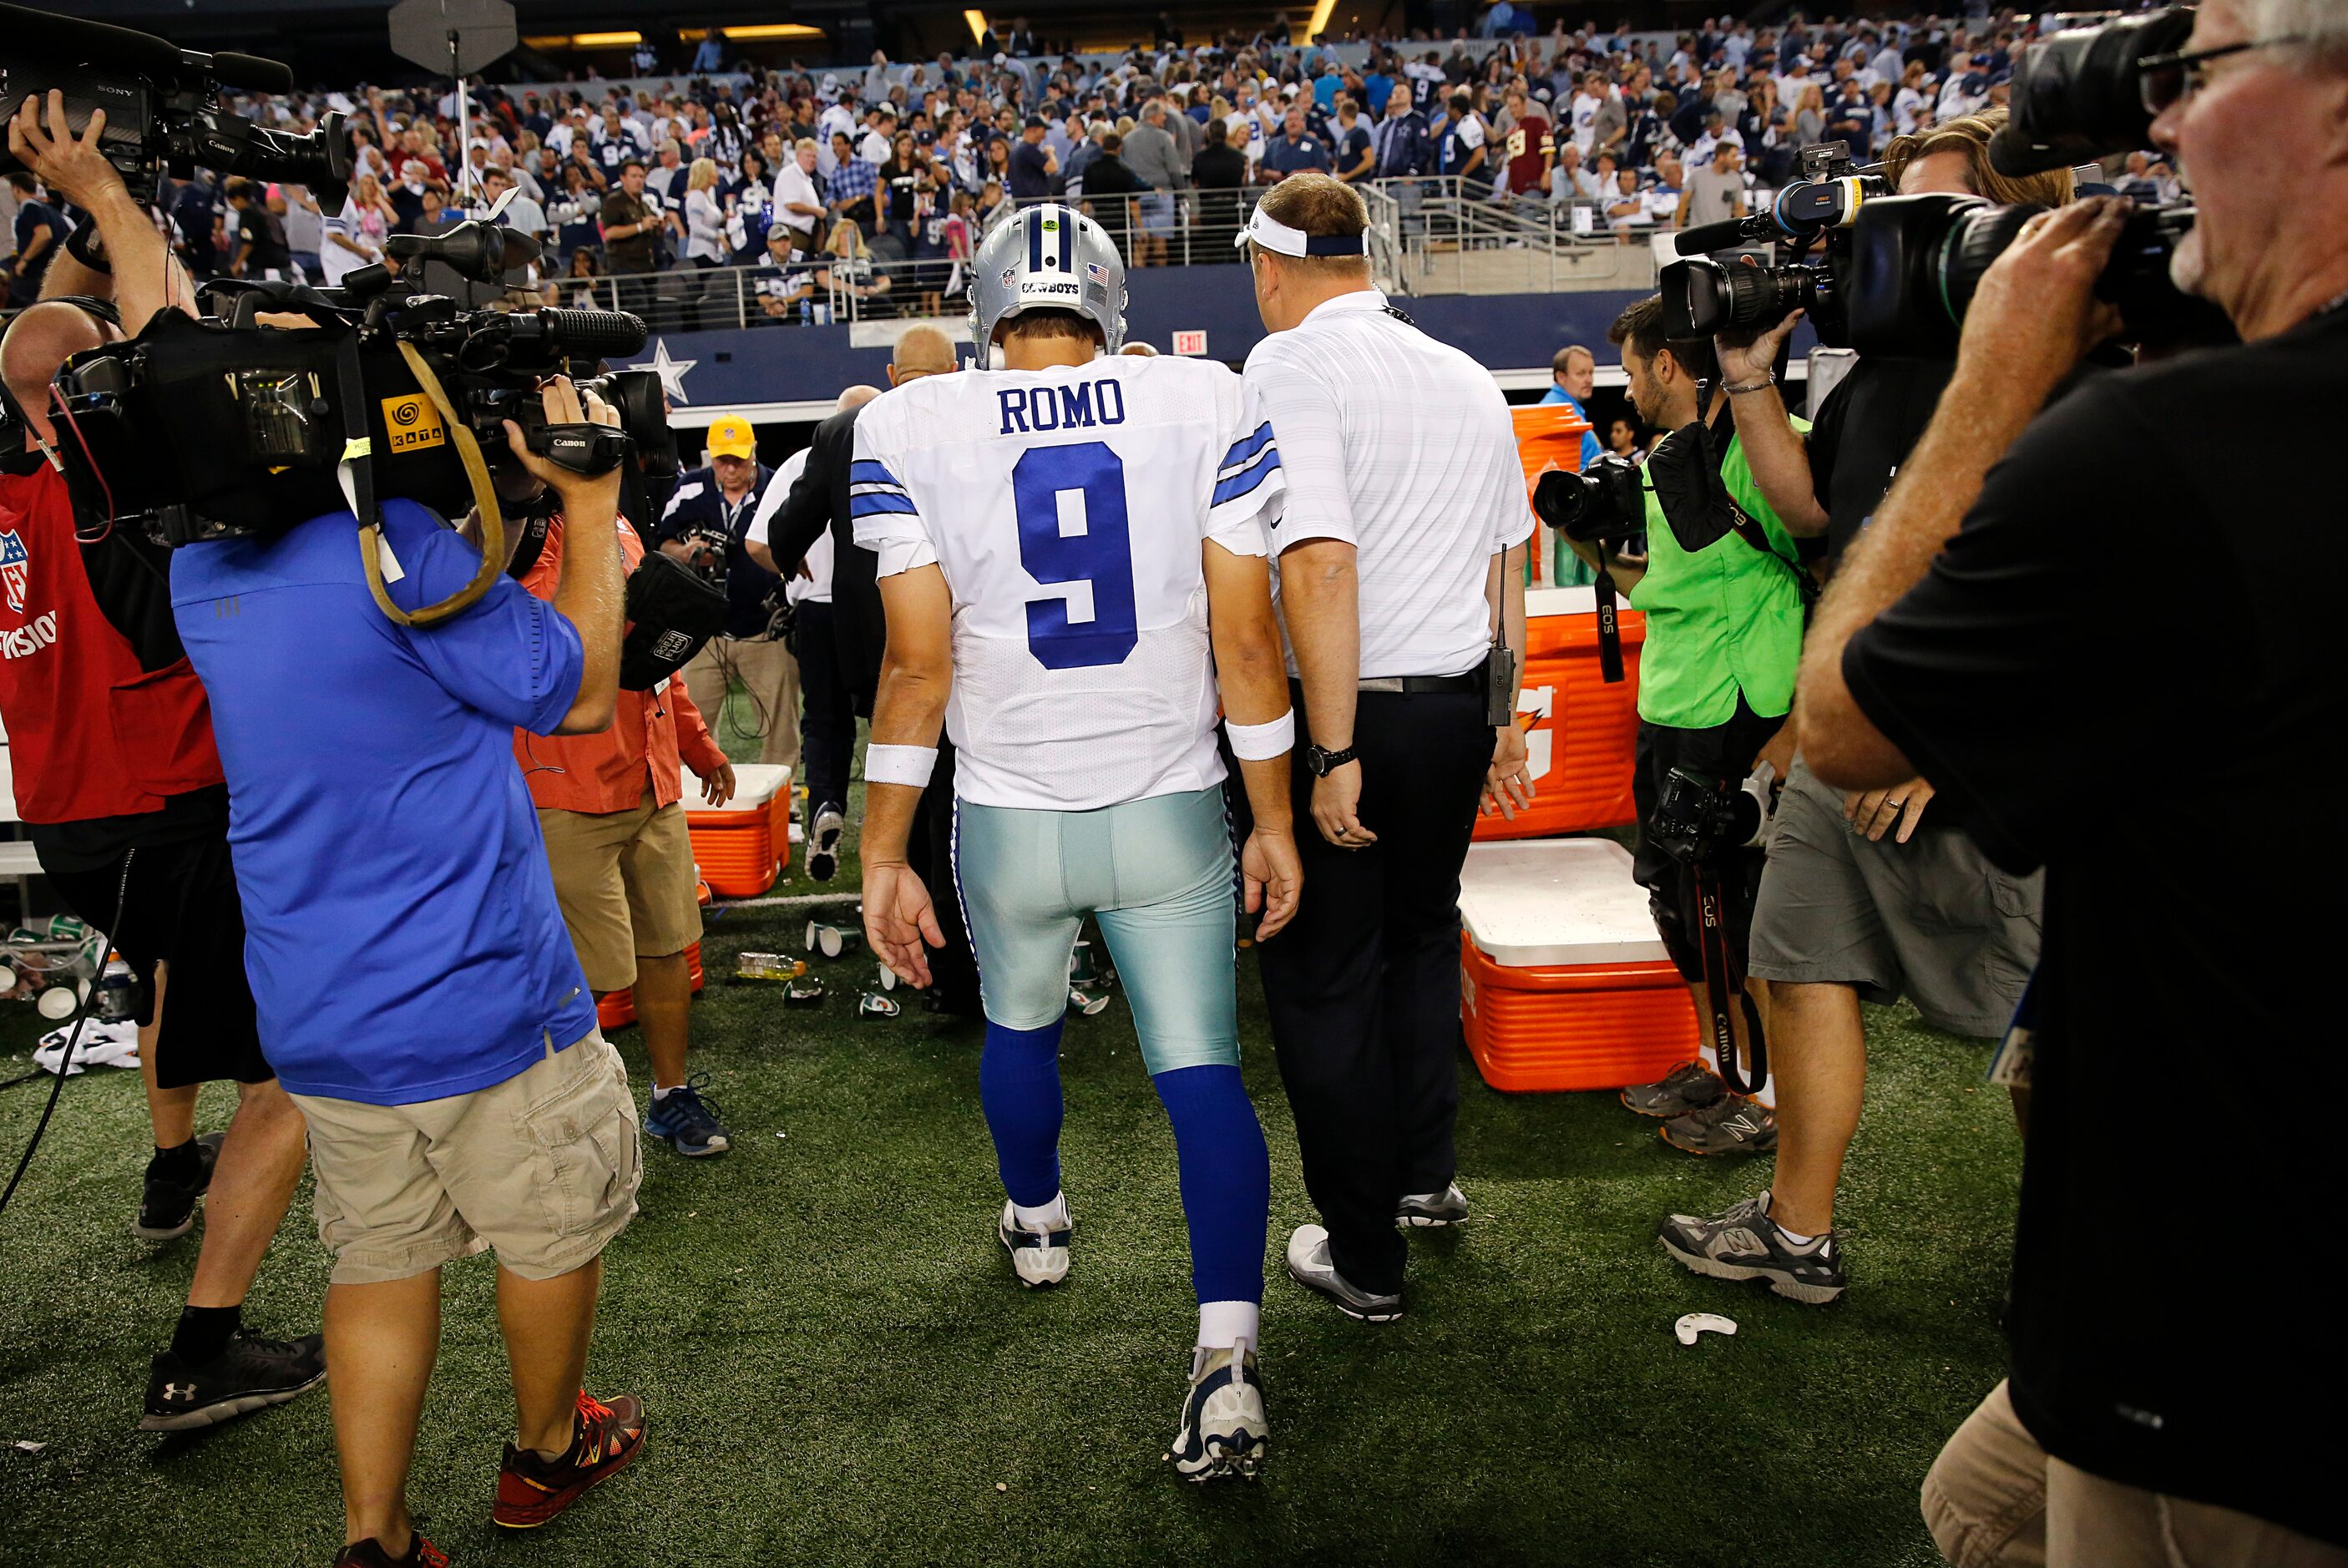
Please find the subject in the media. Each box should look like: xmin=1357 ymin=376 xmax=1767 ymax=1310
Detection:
xmin=1171 ymin=330 xmax=1208 ymax=356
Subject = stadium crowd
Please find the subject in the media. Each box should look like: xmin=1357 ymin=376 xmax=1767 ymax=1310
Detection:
xmin=0 ymin=8 xmax=2184 ymax=323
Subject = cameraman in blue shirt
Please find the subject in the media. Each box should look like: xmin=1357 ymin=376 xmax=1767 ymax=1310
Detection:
xmin=172 ymin=379 xmax=647 ymax=1568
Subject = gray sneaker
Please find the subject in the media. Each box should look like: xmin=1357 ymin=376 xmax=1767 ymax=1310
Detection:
xmin=1660 ymin=1093 xmax=1777 ymax=1156
xmin=807 ymin=802 xmax=847 ymax=883
xmin=1657 ymin=1193 xmax=1846 ymax=1304
xmin=1396 ymin=1181 xmax=1469 ymax=1227
xmin=1622 ymin=1059 xmax=1726 ymax=1119
xmin=1284 ymin=1224 xmax=1403 ymax=1322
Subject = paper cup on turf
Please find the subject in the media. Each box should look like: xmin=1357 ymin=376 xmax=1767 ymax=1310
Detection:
xmin=811 ymin=923 xmax=863 ymax=959
xmin=36 ymin=985 xmax=78 ymax=1020
xmin=878 ymin=963 xmax=899 ymax=992
xmin=1068 ymin=939 xmax=1102 ymax=985
xmin=1067 ymin=988 xmax=1109 ymax=1017
xmin=858 ymin=991 xmax=900 ymax=1019
xmin=784 ymin=978 xmax=826 ymax=1006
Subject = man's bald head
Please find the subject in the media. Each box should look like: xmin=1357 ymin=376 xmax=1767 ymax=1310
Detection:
xmin=1 ymin=301 xmax=118 ymax=448
xmin=837 ymin=384 xmax=883 ymax=412
xmin=889 ymin=325 xmax=958 ymax=383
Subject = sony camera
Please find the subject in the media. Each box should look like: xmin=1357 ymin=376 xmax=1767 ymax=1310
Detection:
xmin=1650 ymin=765 xmax=1775 ymax=867
xmin=1532 ymin=457 xmax=1646 ymax=549
xmin=1844 ymin=191 xmax=2229 ymax=356
xmin=1660 ymin=142 xmax=1892 ymax=345
xmin=44 ymin=219 xmax=663 ymax=549
xmin=0 ymin=2 xmax=351 ymax=204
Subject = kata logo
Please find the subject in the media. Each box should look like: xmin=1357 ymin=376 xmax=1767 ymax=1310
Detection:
xmin=380 ymin=394 xmax=447 ymax=454
xmin=0 ymin=529 xmax=28 ymax=615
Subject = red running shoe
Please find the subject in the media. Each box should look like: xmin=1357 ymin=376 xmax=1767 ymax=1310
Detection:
xmin=331 ymin=1532 xmax=447 ymax=1567
xmin=492 ymin=1389 xmax=646 ymax=1530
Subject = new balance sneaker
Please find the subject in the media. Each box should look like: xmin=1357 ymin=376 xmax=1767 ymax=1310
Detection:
xmin=1660 ymin=1093 xmax=1777 ymax=1156
xmin=493 ymin=1390 xmax=647 ymax=1530
xmin=1171 ymin=1342 xmax=1268 ymax=1482
xmin=997 ymin=1198 xmax=1071 ymax=1287
xmin=1283 ymin=1224 xmax=1403 ymax=1322
xmin=644 ymin=1077 xmax=730 ymax=1157
xmin=1396 ymin=1181 xmax=1470 ymax=1227
xmin=331 ymin=1533 xmax=448 ymax=1568
xmin=1657 ymin=1193 xmax=1847 ymax=1303
xmin=141 ymin=1328 xmax=327 ymax=1432
xmin=1621 ymin=1060 xmax=1725 ymax=1119
xmin=134 ymin=1131 xmax=226 ymax=1242
xmin=807 ymin=802 xmax=847 ymax=883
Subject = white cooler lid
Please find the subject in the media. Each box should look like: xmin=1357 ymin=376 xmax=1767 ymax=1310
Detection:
xmin=696 ymin=761 xmax=792 ymax=811
xmin=1458 ymin=838 xmax=1670 ymax=967
xmin=1526 ymin=585 xmax=1598 ymax=619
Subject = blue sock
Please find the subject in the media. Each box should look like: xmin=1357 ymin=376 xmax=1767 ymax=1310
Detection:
xmin=1152 ymin=1064 xmax=1270 ymax=1306
xmin=979 ymin=1019 xmax=1065 ymax=1207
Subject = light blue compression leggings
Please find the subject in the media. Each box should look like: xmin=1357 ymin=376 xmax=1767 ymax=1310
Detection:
xmin=954 ymin=786 xmax=1269 ymax=1306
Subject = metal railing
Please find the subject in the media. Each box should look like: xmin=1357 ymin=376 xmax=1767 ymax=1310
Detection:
xmin=544 ymin=171 xmax=1697 ymax=325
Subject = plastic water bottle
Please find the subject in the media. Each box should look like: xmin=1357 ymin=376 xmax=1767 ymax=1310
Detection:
xmin=93 ymin=957 xmax=136 ymax=1024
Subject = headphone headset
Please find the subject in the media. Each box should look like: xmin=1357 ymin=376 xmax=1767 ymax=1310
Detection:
xmin=0 ymin=295 xmax=125 ymax=477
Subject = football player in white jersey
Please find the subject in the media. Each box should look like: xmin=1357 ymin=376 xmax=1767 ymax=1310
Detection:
xmin=853 ymin=203 xmax=1302 ymax=1481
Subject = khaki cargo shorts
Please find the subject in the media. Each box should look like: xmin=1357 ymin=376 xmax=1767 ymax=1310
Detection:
xmin=291 ymin=1031 xmax=641 ymax=1286
xmin=539 ymin=789 xmax=703 ymax=994
xmin=1748 ymin=756 xmax=2043 ymax=1039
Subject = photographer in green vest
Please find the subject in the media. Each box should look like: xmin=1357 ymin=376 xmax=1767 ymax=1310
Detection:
xmin=1562 ymin=294 xmax=1821 ymax=1146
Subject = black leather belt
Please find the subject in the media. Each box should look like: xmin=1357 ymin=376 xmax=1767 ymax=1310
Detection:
xmin=1357 ymin=671 xmax=1480 ymax=693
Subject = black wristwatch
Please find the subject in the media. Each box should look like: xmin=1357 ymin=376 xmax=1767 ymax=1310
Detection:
xmin=1303 ymin=743 xmax=1359 ymax=778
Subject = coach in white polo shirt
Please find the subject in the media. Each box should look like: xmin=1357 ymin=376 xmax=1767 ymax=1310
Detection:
xmin=1236 ymin=175 xmax=1534 ymax=1322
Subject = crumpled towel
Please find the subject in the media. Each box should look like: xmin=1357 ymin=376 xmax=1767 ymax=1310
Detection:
xmin=33 ymin=1020 xmax=139 ymax=1075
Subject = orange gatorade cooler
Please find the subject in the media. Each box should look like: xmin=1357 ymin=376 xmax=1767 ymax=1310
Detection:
xmin=686 ymin=762 xmax=794 ymax=898
xmin=1458 ymin=839 xmax=1699 ymax=1092
xmin=596 ymin=941 xmax=706 ymax=1033
xmin=1475 ymin=586 xmax=1645 ymax=840
xmin=1511 ymin=403 xmax=1591 ymax=497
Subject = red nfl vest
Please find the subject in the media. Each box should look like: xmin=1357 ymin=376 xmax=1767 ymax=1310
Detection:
xmin=0 ymin=464 xmax=224 ymax=823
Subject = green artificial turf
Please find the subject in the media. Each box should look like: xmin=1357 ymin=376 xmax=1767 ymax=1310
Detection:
xmin=0 ymin=689 xmax=2022 ymax=1567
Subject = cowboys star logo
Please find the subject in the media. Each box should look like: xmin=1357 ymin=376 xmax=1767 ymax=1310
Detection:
xmin=0 ymin=529 xmax=28 ymax=616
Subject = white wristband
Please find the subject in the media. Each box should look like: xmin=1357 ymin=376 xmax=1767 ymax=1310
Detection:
xmin=1224 ymin=710 xmax=1296 ymax=761
xmin=865 ymin=744 xmax=938 ymax=787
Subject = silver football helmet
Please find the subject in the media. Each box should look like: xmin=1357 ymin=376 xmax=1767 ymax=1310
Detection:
xmin=967 ymin=202 xmax=1127 ymax=357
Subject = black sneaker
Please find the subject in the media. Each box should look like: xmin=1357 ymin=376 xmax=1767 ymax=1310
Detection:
xmin=807 ymin=801 xmax=846 ymax=883
xmin=331 ymin=1533 xmax=448 ymax=1568
xmin=644 ymin=1077 xmax=731 ymax=1157
xmin=134 ymin=1131 xmax=226 ymax=1242
xmin=1657 ymin=1193 xmax=1846 ymax=1303
xmin=141 ymin=1328 xmax=327 ymax=1431
xmin=1621 ymin=1060 xmax=1725 ymax=1119
xmin=1660 ymin=1094 xmax=1777 ymax=1156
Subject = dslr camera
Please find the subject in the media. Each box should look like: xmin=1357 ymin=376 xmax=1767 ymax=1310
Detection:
xmin=1650 ymin=765 xmax=1775 ymax=867
xmin=1532 ymin=456 xmax=1646 ymax=550
xmin=0 ymin=2 xmax=349 ymax=203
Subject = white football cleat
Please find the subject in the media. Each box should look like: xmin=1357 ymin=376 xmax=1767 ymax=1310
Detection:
xmin=997 ymin=1198 xmax=1071 ymax=1287
xmin=1171 ymin=1340 xmax=1268 ymax=1482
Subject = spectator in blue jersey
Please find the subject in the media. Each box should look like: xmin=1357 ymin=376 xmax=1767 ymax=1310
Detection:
xmin=1438 ymin=91 xmax=1491 ymax=200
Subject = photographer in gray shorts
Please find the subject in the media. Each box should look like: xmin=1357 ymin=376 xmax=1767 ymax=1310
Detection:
xmin=1645 ymin=110 xmax=2062 ymax=1307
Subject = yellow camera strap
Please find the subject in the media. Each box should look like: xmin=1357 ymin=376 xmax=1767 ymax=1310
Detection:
xmin=357 ymin=341 xmax=506 ymax=627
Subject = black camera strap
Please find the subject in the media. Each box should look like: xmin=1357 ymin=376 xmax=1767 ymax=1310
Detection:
xmin=1693 ymin=862 xmax=1769 ymax=1096
xmin=1591 ymin=564 xmax=1626 ymax=684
